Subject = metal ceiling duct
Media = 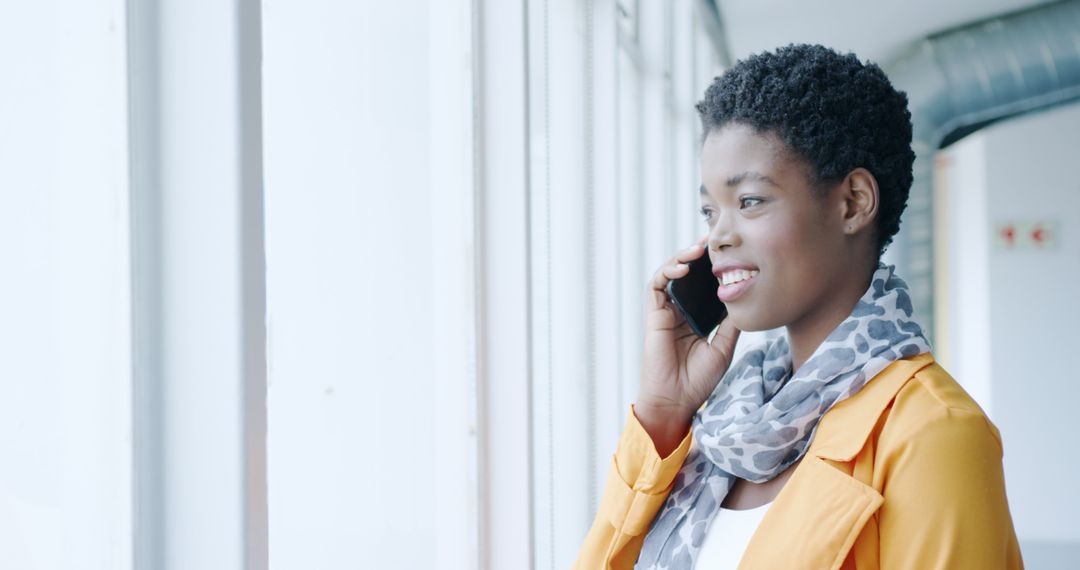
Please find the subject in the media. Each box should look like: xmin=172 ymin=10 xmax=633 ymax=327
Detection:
xmin=884 ymin=0 xmax=1080 ymax=342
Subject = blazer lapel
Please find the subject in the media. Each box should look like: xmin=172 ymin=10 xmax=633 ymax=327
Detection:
xmin=738 ymin=454 xmax=882 ymax=570
xmin=737 ymin=353 xmax=937 ymax=570
xmin=809 ymin=353 xmax=935 ymax=462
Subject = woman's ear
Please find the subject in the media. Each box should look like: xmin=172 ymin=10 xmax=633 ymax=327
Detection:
xmin=840 ymin=168 xmax=879 ymax=235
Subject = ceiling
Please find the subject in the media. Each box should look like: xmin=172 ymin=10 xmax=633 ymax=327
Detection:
xmin=714 ymin=0 xmax=1059 ymax=65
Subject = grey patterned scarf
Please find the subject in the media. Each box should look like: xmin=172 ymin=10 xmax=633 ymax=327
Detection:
xmin=635 ymin=261 xmax=932 ymax=569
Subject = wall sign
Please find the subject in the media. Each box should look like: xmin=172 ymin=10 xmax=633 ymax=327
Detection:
xmin=993 ymin=220 xmax=1058 ymax=250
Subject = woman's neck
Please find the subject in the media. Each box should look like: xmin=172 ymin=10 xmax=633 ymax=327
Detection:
xmin=786 ymin=263 xmax=875 ymax=373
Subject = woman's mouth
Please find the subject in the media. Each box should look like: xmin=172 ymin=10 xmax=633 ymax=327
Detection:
xmin=717 ymin=270 xmax=758 ymax=302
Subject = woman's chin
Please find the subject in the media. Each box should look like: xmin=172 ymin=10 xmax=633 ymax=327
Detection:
xmin=724 ymin=309 xmax=781 ymax=333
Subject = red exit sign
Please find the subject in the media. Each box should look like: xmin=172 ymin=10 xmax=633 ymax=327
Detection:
xmin=994 ymin=221 xmax=1058 ymax=250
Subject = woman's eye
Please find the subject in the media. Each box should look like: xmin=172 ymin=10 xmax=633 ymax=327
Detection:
xmin=700 ymin=199 xmax=761 ymax=221
xmin=740 ymin=197 xmax=763 ymax=208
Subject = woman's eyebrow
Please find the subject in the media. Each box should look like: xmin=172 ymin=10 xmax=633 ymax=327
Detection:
xmin=699 ymin=171 xmax=780 ymax=196
xmin=725 ymin=171 xmax=779 ymax=188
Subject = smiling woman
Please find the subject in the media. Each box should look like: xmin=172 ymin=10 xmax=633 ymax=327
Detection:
xmin=574 ymin=44 xmax=1022 ymax=570
xmin=697 ymin=123 xmax=883 ymax=373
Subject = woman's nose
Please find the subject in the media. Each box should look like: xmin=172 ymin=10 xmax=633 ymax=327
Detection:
xmin=708 ymin=216 xmax=740 ymax=251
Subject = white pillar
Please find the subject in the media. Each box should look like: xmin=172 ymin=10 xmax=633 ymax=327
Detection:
xmin=127 ymin=1 xmax=267 ymax=568
xmin=0 ymin=1 xmax=133 ymax=568
xmin=477 ymin=0 xmax=535 ymax=567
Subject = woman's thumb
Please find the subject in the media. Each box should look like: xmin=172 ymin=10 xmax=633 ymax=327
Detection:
xmin=708 ymin=316 xmax=740 ymax=358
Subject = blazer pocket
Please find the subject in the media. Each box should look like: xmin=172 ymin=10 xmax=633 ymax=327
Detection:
xmin=738 ymin=455 xmax=883 ymax=570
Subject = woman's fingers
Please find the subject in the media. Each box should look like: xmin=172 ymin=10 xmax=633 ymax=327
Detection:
xmin=647 ymin=265 xmax=686 ymax=310
xmin=676 ymin=242 xmax=707 ymax=263
xmin=647 ymin=240 xmax=710 ymax=310
xmin=649 ymin=243 xmax=707 ymax=290
xmin=708 ymin=313 xmax=740 ymax=356
xmin=649 ymin=261 xmax=688 ymax=289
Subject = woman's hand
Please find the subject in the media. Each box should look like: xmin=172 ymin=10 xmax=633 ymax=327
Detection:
xmin=634 ymin=236 xmax=741 ymax=455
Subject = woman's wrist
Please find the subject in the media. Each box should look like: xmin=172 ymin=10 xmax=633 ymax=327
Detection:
xmin=633 ymin=401 xmax=693 ymax=458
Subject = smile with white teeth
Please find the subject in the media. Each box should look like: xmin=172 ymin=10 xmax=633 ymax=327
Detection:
xmin=721 ymin=269 xmax=759 ymax=286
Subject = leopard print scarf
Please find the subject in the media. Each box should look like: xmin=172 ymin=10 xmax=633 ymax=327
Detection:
xmin=635 ymin=261 xmax=932 ymax=569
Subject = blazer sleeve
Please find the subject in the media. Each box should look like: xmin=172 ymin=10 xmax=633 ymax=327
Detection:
xmin=876 ymin=407 xmax=1024 ymax=569
xmin=572 ymin=404 xmax=694 ymax=570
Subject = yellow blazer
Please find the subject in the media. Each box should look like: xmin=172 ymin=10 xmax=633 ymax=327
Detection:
xmin=574 ymin=352 xmax=1023 ymax=569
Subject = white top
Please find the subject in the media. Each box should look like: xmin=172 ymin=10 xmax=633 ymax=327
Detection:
xmin=695 ymin=501 xmax=773 ymax=569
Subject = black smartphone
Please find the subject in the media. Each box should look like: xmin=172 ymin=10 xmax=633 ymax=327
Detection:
xmin=665 ymin=248 xmax=728 ymax=337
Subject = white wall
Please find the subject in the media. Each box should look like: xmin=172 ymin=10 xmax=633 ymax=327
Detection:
xmin=935 ymin=135 xmax=992 ymax=413
xmin=0 ymin=1 xmax=132 ymax=568
xmin=985 ymin=102 xmax=1080 ymax=564
xmin=262 ymin=2 xmax=444 ymax=569
xmin=262 ymin=1 xmax=728 ymax=568
xmin=528 ymin=1 xmax=731 ymax=566
xmin=0 ymin=2 xmax=747 ymax=568
xmin=937 ymin=101 xmax=1080 ymax=567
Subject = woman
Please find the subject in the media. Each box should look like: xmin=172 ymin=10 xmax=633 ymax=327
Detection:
xmin=574 ymin=44 xmax=1022 ymax=569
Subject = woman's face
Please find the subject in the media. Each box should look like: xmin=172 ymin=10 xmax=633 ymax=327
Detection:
xmin=699 ymin=122 xmax=852 ymax=333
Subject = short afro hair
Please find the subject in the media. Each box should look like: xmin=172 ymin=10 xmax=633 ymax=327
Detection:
xmin=695 ymin=43 xmax=915 ymax=260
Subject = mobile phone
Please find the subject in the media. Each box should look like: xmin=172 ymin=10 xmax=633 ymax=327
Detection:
xmin=665 ymin=249 xmax=728 ymax=337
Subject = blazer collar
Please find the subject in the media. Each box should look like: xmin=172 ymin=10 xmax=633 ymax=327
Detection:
xmin=808 ymin=352 xmax=937 ymax=462
xmin=739 ymin=353 xmax=937 ymax=569
xmin=741 ymin=453 xmax=884 ymax=569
